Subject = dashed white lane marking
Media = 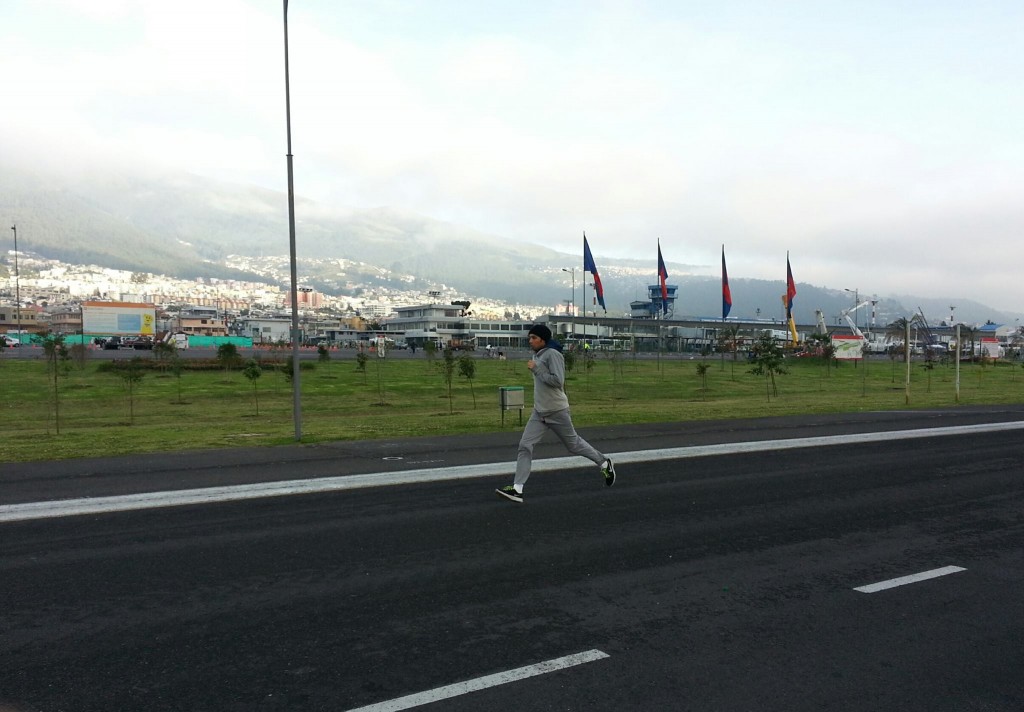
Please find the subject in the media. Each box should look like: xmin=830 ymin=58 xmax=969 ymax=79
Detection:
xmin=854 ymin=566 xmax=967 ymax=593
xmin=344 ymin=649 xmax=609 ymax=712
xmin=3 ymin=420 xmax=1023 ymax=523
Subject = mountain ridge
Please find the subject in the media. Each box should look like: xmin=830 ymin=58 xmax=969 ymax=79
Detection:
xmin=1 ymin=159 xmax=1019 ymax=328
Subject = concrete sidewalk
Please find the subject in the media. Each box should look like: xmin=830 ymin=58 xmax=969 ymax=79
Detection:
xmin=3 ymin=405 xmax=1024 ymax=505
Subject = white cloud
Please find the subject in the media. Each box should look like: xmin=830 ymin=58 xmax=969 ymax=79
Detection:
xmin=2 ymin=0 xmax=1024 ymax=311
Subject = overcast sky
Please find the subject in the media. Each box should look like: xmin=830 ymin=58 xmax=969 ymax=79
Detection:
xmin=2 ymin=1 xmax=1023 ymax=310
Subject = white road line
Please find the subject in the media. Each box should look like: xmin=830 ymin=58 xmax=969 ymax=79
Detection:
xmin=344 ymin=649 xmax=609 ymax=712
xmin=854 ymin=566 xmax=967 ymax=593
xmin=3 ymin=420 xmax=1024 ymax=523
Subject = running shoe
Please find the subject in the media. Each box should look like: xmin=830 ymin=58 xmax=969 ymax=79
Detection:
xmin=495 ymin=485 xmax=524 ymax=503
xmin=601 ymin=458 xmax=616 ymax=487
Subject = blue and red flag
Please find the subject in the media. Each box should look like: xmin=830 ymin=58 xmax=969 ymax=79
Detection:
xmin=657 ymin=240 xmax=669 ymax=315
xmin=583 ymin=232 xmax=606 ymax=311
xmin=721 ymin=245 xmax=732 ymax=319
xmin=786 ymin=253 xmax=797 ymax=318
xmin=785 ymin=253 xmax=799 ymax=344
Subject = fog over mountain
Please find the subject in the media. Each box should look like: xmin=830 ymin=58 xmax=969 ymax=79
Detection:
xmin=1 ymin=158 xmax=1018 ymax=329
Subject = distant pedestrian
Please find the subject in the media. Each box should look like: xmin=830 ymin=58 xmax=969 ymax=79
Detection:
xmin=495 ymin=324 xmax=615 ymax=503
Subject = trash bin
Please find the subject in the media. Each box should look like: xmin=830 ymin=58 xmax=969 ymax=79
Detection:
xmin=498 ymin=386 xmax=525 ymax=425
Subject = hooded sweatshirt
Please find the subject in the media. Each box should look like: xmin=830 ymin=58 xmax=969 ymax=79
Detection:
xmin=530 ymin=345 xmax=570 ymax=415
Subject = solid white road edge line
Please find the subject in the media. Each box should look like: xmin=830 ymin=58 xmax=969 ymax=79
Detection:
xmin=854 ymin=566 xmax=967 ymax=593
xmin=3 ymin=420 xmax=1023 ymax=523
xmin=344 ymin=649 xmax=609 ymax=712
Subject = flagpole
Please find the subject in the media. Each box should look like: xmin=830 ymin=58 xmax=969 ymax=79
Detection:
xmin=581 ymin=233 xmax=587 ymax=334
xmin=656 ymin=239 xmax=662 ymax=369
xmin=720 ymin=244 xmax=725 ymax=369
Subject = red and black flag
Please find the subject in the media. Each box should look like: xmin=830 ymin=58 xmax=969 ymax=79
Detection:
xmin=583 ymin=233 xmax=606 ymax=312
xmin=657 ymin=240 xmax=669 ymax=315
xmin=722 ymin=245 xmax=732 ymax=320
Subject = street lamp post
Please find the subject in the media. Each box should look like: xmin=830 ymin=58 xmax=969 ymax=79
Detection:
xmin=561 ymin=267 xmax=575 ymax=339
xmin=282 ymin=0 xmax=302 ymax=441
xmin=561 ymin=268 xmax=575 ymax=315
xmin=10 ymin=225 xmax=21 ymax=340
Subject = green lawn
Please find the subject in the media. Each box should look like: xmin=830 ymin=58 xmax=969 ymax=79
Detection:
xmin=3 ymin=351 xmax=1023 ymax=462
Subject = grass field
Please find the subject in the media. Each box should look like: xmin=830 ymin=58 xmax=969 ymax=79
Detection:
xmin=3 ymin=350 xmax=1023 ymax=462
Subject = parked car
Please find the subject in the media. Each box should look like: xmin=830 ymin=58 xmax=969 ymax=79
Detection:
xmin=2 ymin=335 xmax=20 ymax=347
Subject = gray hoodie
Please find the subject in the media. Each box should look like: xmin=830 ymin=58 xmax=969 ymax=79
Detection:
xmin=530 ymin=346 xmax=570 ymax=415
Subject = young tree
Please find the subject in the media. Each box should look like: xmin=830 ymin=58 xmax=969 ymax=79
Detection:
xmin=423 ymin=339 xmax=438 ymax=371
xmin=374 ymin=354 xmax=387 ymax=406
xmin=921 ymin=360 xmax=935 ymax=393
xmin=821 ymin=341 xmax=837 ymax=375
xmin=441 ymin=347 xmax=457 ymax=414
xmin=803 ymin=329 xmax=834 ymax=376
xmin=582 ymin=347 xmax=597 ymax=374
xmin=242 ymin=358 xmax=263 ymax=415
xmin=216 ymin=342 xmax=241 ymax=372
xmin=885 ymin=317 xmax=910 ymax=381
xmin=69 ymin=342 xmax=89 ymax=369
xmin=717 ymin=324 xmax=742 ymax=378
xmin=317 ymin=343 xmax=331 ymax=363
xmin=605 ymin=348 xmax=626 ymax=384
xmin=458 ymin=353 xmax=477 ymax=408
xmin=40 ymin=333 xmax=69 ymax=434
xmin=695 ymin=361 xmax=710 ymax=400
xmin=355 ymin=351 xmax=369 ymax=384
xmin=280 ymin=355 xmax=298 ymax=384
xmin=169 ymin=353 xmax=186 ymax=404
xmin=118 ymin=357 xmax=146 ymax=424
xmin=748 ymin=332 xmax=788 ymax=400
xmin=153 ymin=340 xmax=177 ymax=372
xmin=563 ymin=349 xmax=577 ymax=374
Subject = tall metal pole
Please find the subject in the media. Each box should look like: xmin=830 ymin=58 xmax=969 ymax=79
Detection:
xmin=283 ymin=0 xmax=302 ymax=440
xmin=954 ymin=324 xmax=961 ymax=403
xmin=562 ymin=267 xmax=575 ymax=339
xmin=905 ymin=320 xmax=911 ymax=404
xmin=10 ymin=225 xmax=21 ymax=339
xmin=582 ymin=272 xmax=587 ymax=325
xmin=571 ymin=269 xmax=575 ymax=317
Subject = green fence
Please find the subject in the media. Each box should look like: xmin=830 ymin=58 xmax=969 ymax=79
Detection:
xmin=35 ymin=334 xmax=254 ymax=348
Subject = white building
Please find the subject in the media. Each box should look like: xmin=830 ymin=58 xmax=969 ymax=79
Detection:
xmin=386 ymin=302 xmax=534 ymax=349
xmin=236 ymin=316 xmax=293 ymax=345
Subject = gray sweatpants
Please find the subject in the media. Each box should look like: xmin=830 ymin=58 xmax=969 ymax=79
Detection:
xmin=514 ymin=408 xmax=605 ymax=487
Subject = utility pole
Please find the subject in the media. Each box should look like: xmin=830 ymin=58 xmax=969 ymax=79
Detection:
xmin=10 ymin=225 xmax=21 ymax=339
xmin=283 ymin=0 xmax=302 ymax=440
xmin=561 ymin=267 xmax=575 ymax=339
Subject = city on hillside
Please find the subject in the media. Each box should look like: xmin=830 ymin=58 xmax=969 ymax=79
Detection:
xmin=2 ymin=252 xmax=1022 ymax=359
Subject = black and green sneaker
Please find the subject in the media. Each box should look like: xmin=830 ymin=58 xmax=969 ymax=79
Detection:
xmin=601 ymin=458 xmax=616 ymax=487
xmin=495 ymin=485 xmax=523 ymax=503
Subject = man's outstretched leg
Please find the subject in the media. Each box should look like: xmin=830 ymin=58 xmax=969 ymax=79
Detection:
xmin=496 ymin=411 xmax=548 ymax=503
xmin=545 ymin=409 xmax=616 ymax=487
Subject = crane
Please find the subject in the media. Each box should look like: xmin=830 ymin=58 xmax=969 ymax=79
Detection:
xmin=814 ymin=309 xmax=828 ymax=335
xmin=839 ymin=300 xmax=873 ymax=339
xmin=912 ymin=307 xmax=948 ymax=359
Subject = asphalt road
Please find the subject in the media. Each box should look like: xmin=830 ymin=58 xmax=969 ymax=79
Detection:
xmin=1 ymin=409 xmax=1023 ymax=711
